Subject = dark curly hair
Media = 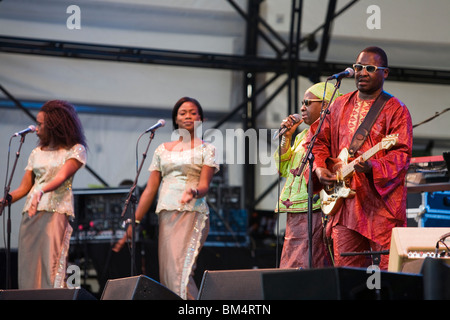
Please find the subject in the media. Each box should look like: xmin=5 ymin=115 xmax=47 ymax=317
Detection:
xmin=39 ymin=100 xmax=87 ymax=149
xmin=171 ymin=97 xmax=204 ymax=130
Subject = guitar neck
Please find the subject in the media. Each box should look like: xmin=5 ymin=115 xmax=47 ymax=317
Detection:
xmin=341 ymin=142 xmax=382 ymax=178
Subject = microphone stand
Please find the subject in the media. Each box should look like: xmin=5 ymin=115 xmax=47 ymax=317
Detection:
xmin=120 ymin=130 xmax=156 ymax=276
xmin=292 ymin=79 xmax=342 ymax=268
xmin=1 ymin=134 xmax=27 ymax=289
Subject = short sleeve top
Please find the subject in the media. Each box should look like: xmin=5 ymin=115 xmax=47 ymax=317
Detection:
xmin=149 ymin=142 xmax=219 ymax=214
xmin=23 ymin=144 xmax=87 ymax=217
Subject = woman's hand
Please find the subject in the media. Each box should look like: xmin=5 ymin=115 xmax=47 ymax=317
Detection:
xmin=28 ymin=190 xmax=43 ymax=217
xmin=180 ymin=188 xmax=197 ymax=204
xmin=112 ymin=233 xmax=128 ymax=252
xmin=112 ymin=224 xmax=133 ymax=252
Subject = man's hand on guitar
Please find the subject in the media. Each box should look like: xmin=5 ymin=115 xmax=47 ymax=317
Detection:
xmin=354 ymin=159 xmax=372 ymax=173
xmin=315 ymin=167 xmax=337 ymax=185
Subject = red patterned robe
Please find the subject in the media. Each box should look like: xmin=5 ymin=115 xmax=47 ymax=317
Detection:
xmin=312 ymin=90 xmax=413 ymax=269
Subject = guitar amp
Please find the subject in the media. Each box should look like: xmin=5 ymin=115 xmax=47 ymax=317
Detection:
xmin=388 ymin=227 xmax=450 ymax=272
xmin=71 ymin=188 xmax=133 ymax=243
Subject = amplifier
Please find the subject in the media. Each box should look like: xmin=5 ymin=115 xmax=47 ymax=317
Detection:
xmin=388 ymin=227 xmax=450 ymax=272
xmin=206 ymin=186 xmax=248 ymax=247
xmin=206 ymin=208 xmax=248 ymax=247
xmin=71 ymin=188 xmax=131 ymax=243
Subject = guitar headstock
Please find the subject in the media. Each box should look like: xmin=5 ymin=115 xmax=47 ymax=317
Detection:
xmin=381 ymin=134 xmax=399 ymax=150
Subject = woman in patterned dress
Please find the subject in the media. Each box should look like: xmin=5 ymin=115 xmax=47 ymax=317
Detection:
xmin=114 ymin=97 xmax=219 ymax=300
xmin=2 ymin=100 xmax=87 ymax=289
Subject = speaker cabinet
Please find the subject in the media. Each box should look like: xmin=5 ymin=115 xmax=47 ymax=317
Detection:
xmin=197 ymin=268 xmax=298 ymax=300
xmin=262 ymin=267 xmax=423 ymax=300
xmin=388 ymin=227 xmax=450 ymax=272
xmin=421 ymin=257 xmax=450 ymax=300
xmin=0 ymin=288 xmax=96 ymax=300
xmin=101 ymin=275 xmax=181 ymax=300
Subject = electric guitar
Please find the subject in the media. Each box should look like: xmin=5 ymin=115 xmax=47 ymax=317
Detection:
xmin=320 ymin=134 xmax=398 ymax=216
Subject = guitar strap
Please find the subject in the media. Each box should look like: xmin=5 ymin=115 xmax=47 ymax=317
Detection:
xmin=348 ymin=91 xmax=393 ymax=157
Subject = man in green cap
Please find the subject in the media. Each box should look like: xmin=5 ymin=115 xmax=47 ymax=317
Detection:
xmin=274 ymin=82 xmax=341 ymax=269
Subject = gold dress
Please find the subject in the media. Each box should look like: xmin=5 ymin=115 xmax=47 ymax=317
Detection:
xmin=18 ymin=144 xmax=86 ymax=289
xmin=149 ymin=142 xmax=219 ymax=300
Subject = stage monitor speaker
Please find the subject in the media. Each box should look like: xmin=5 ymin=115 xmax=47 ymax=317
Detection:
xmin=421 ymin=257 xmax=450 ymax=300
xmin=101 ymin=275 xmax=181 ymax=300
xmin=262 ymin=267 xmax=423 ymax=300
xmin=197 ymin=268 xmax=298 ymax=300
xmin=388 ymin=227 xmax=450 ymax=272
xmin=0 ymin=288 xmax=96 ymax=300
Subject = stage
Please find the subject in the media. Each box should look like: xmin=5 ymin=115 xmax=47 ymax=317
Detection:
xmin=1 ymin=241 xmax=449 ymax=301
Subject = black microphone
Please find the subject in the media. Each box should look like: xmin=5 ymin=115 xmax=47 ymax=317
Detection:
xmin=273 ymin=114 xmax=302 ymax=140
xmin=145 ymin=119 xmax=166 ymax=133
xmin=327 ymin=67 xmax=355 ymax=80
xmin=12 ymin=125 xmax=36 ymax=137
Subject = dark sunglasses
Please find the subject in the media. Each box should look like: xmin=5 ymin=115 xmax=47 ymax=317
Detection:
xmin=301 ymin=99 xmax=322 ymax=106
xmin=353 ymin=64 xmax=387 ymax=73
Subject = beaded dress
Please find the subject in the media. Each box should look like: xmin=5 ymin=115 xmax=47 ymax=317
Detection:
xmin=149 ymin=142 xmax=219 ymax=299
xmin=18 ymin=144 xmax=86 ymax=289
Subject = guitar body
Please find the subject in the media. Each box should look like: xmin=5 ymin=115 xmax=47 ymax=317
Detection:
xmin=320 ymin=148 xmax=355 ymax=216
xmin=319 ymin=134 xmax=398 ymax=216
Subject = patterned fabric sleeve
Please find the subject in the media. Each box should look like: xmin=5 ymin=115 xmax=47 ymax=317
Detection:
xmin=67 ymin=144 xmax=87 ymax=166
xmin=149 ymin=143 xmax=164 ymax=172
xmin=24 ymin=148 xmax=37 ymax=171
xmin=202 ymin=143 xmax=220 ymax=173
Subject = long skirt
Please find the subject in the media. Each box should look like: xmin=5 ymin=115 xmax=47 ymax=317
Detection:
xmin=18 ymin=211 xmax=72 ymax=289
xmin=158 ymin=210 xmax=209 ymax=300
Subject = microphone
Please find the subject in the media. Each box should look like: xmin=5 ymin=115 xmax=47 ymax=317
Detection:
xmin=144 ymin=119 xmax=166 ymax=133
xmin=273 ymin=114 xmax=302 ymax=140
xmin=327 ymin=67 xmax=355 ymax=81
xmin=12 ymin=125 xmax=36 ymax=137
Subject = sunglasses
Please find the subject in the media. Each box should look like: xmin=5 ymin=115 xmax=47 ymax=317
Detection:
xmin=301 ymin=99 xmax=322 ymax=106
xmin=353 ymin=64 xmax=387 ymax=73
